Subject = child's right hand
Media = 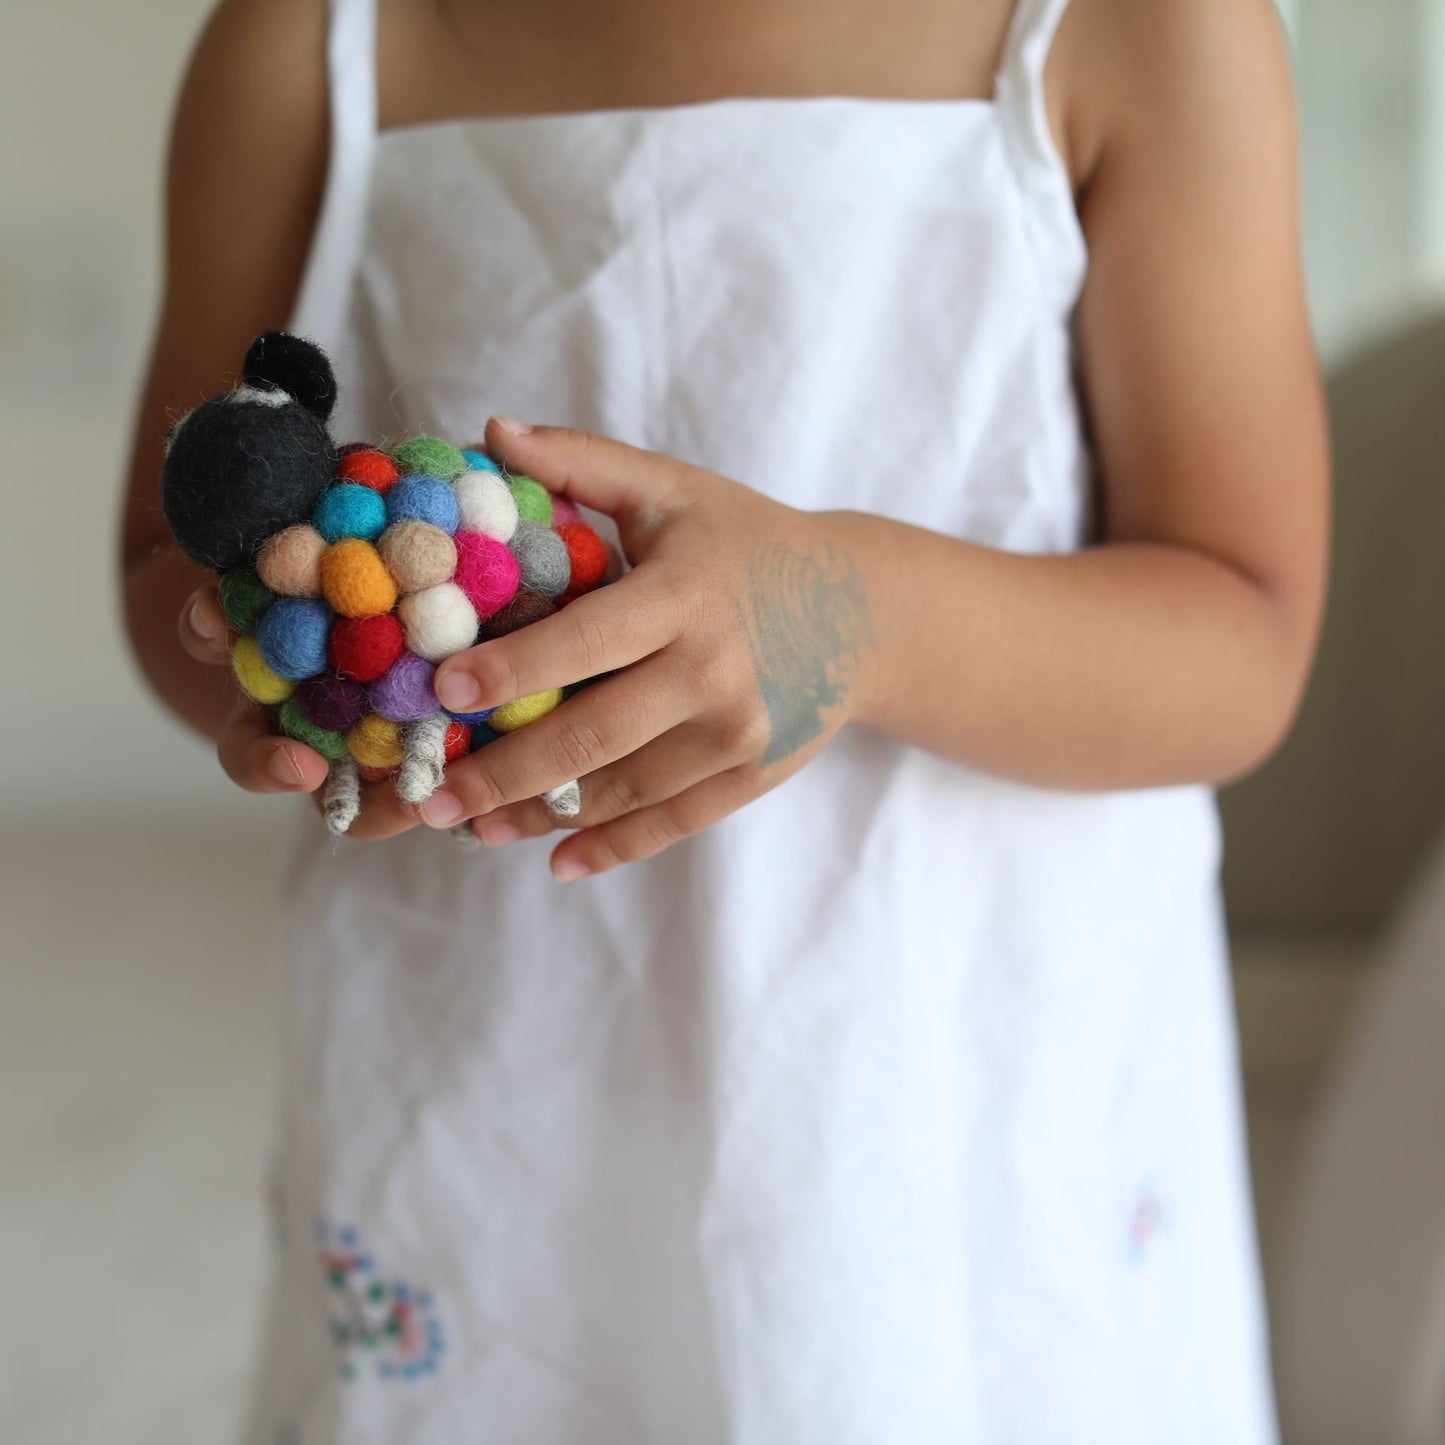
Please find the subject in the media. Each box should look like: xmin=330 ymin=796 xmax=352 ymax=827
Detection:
xmin=178 ymin=587 xmax=422 ymax=840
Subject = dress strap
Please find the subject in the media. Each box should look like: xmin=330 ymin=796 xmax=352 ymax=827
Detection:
xmin=289 ymin=0 xmax=378 ymax=348
xmin=993 ymin=0 xmax=1088 ymax=314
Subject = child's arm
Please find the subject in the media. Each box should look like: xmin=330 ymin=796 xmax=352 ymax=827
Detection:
xmin=422 ymin=0 xmax=1328 ymax=877
xmin=120 ymin=0 xmax=363 ymax=809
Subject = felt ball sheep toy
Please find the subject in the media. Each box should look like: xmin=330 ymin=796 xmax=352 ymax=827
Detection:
xmin=160 ymin=331 xmax=613 ymax=840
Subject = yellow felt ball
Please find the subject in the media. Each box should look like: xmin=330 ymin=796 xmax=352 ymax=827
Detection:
xmin=232 ymin=634 xmax=295 ymax=705
xmin=490 ymin=688 xmax=564 ymax=732
xmin=321 ymin=538 xmax=399 ymax=619
xmin=347 ymin=712 xmax=404 ymax=768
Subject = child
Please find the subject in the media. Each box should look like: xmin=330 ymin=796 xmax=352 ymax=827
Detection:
xmin=119 ymin=0 xmax=1328 ymax=1438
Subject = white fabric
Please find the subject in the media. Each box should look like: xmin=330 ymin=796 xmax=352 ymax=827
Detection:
xmin=245 ymin=0 xmax=1279 ymax=1439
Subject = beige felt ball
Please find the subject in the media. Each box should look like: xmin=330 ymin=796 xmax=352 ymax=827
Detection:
xmin=256 ymin=524 xmax=327 ymax=596
xmin=378 ymin=520 xmax=457 ymax=593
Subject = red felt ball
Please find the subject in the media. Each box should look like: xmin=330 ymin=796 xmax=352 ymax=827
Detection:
xmin=555 ymin=522 xmax=608 ymax=594
xmin=357 ymin=762 xmax=397 ymax=783
xmin=328 ymin=612 xmax=405 ymax=683
xmin=337 ymin=448 xmax=400 ymax=494
xmin=443 ymin=721 xmax=470 ymax=761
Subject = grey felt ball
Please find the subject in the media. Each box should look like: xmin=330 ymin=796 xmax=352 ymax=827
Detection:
xmin=508 ymin=522 xmax=572 ymax=598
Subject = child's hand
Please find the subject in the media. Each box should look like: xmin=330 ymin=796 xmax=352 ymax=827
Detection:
xmin=177 ymin=588 xmax=422 ymax=840
xmin=424 ymin=417 xmax=875 ymax=881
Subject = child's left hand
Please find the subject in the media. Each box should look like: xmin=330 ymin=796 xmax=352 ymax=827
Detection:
xmin=423 ymin=416 xmax=876 ymax=881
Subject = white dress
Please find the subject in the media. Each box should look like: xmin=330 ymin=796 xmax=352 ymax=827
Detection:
xmin=246 ymin=0 xmax=1279 ymax=1439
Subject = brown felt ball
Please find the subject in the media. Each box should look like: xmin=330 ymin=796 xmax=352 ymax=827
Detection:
xmin=320 ymin=538 xmax=399 ymax=619
xmin=476 ymin=586 xmax=556 ymax=640
xmin=256 ymin=524 xmax=327 ymax=597
xmin=378 ymin=520 xmax=457 ymax=593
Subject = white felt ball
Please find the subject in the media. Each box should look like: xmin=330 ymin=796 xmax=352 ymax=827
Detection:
xmin=453 ymin=471 xmax=519 ymax=542
xmin=398 ymin=582 xmax=479 ymax=661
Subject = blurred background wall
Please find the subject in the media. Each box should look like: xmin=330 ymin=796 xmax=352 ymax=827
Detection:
xmin=3 ymin=1 xmax=1445 ymax=1443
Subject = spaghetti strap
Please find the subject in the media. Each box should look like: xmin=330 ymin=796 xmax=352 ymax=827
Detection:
xmin=289 ymin=0 xmax=378 ymax=348
xmin=993 ymin=0 xmax=1088 ymax=313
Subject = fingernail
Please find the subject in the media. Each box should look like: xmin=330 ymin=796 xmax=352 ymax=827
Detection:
xmin=491 ymin=415 xmax=533 ymax=435
xmin=435 ymin=669 xmax=482 ymax=711
xmin=269 ymin=745 xmax=304 ymax=788
xmin=419 ymin=790 xmax=464 ymax=828
xmin=190 ymin=595 xmax=223 ymax=642
xmin=478 ymin=819 xmax=522 ymax=847
xmin=553 ymin=854 xmax=591 ymax=883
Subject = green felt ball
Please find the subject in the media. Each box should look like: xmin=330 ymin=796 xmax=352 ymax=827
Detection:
xmin=391 ymin=436 xmax=466 ymax=480
xmin=278 ymin=696 xmax=351 ymax=761
xmin=507 ymin=474 xmax=553 ymax=526
xmin=219 ymin=568 xmax=275 ymax=633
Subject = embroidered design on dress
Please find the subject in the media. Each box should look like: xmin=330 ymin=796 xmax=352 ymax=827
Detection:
xmin=1126 ymin=1182 xmax=1170 ymax=1266
xmin=316 ymin=1222 xmax=446 ymax=1381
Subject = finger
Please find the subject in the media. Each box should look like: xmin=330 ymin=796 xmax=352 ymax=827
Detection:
xmin=417 ymin=658 xmax=688 ymax=827
xmin=179 ymin=587 xmax=231 ymax=666
xmin=216 ymin=699 xmax=330 ymax=795
xmin=483 ymin=416 xmax=691 ymax=524
xmin=433 ymin=573 xmax=681 ymax=715
xmin=550 ymin=770 xmax=754 ymax=880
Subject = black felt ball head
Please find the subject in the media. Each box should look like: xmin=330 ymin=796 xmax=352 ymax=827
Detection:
xmin=161 ymin=358 xmax=339 ymax=572
xmin=243 ymin=331 xmax=338 ymax=421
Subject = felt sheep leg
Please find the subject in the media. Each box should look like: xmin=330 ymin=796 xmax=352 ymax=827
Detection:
xmin=323 ymin=754 xmax=362 ymax=837
xmin=397 ymin=712 xmax=451 ymax=806
xmin=543 ymin=780 xmax=583 ymax=820
xmin=450 ymin=822 xmax=484 ymax=852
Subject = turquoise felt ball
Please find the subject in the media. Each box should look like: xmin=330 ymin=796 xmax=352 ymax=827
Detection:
xmin=461 ymin=448 xmax=502 ymax=474
xmin=313 ymin=482 xmax=387 ymax=543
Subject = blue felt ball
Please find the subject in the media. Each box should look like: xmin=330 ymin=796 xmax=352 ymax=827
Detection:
xmin=256 ymin=597 xmax=333 ymax=680
xmin=461 ymin=448 xmax=502 ymax=474
xmin=313 ymin=482 xmax=386 ymax=543
xmin=446 ymin=706 xmax=495 ymax=726
xmin=470 ymin=722 xmax=502 ymax=749
xmin=385 ymin=474 xmax=461 ymax=534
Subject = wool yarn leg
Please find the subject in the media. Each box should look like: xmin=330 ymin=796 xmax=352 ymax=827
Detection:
xmin=323 ymin=753 xmax=362 ymax=837
xmin=542 ymin=779 xmax=583 ymax=820
xmin=450 ymin=822 xmax=484 ymax=852
xmin=397 ymin=712 xmax=451 ymax=805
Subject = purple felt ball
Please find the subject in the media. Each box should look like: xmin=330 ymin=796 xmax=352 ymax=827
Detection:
xmin=369 ymin=651 xmax=439 ymax=722
xmin=296 ymin=671 xmax=368 ymax=732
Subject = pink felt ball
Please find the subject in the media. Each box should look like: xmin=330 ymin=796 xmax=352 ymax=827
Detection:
xmin=452 ymin=529 xmax=521 ymax=619
xmin=550 ymin=496 xmax=584 ymax=526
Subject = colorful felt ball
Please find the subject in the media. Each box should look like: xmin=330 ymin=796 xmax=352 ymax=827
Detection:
xmin=278 ymin=696 xmax=351 ymax=761
xmin=555 ymin=522 xmax=609 ymax=594
xmin=444 ymin=704 xmax=494 ymax=725
xmin=452 ymin=470 xmax=518 ymax=542
xmin=476 ymin=586 xmax=555 ymax=641
xmin=470 ymin=722 xmax=502 ymax=749
xmin=218 ymin=568 xmax=274 ymax=634
xmin=491 ymin=688 xmax=564 ymax=732
xmin=385 ymin=474 xmax=461 ymax=534
xmin=507 ymin=473 xmax=553 ymax=526
xmin=509 ymin=522 xmax=571 ymax=598
xmin=369 ymin=652 xmax=439 ymax=722
xmin=255 ymin=523 xmax=327 ymax=596
xmin=348 ymin=713 xmax=404 ymax=769
xmin=296 ymin=670 xmax=369 ymax=732
xmin=550 ymin=495 xmax=583 ymax=526
xmin=328 ymin=611 xmax=405 ymax=682
xmin=461 ymin=447 xmax=502 ymax=473
xmin=443 ymin=721 xmax=470 ymax=761
xmin=256 ymin=597 xmax=332 ymax=681
xmin=398 ymin=581 xmax=479 ymax=660
xmin=231 ymin=633 xmax=295 ymax=705
xmin=377 ymin=520 xmax=457 ymax=593
xmin=452 ymin=530 xmax=521 ymax=619
xmin=314 ymin=481 xmax=387 ymax=543
xmin=391 ymin=436 xmax=467 ymax=480
xmin=336 ymin=448 xmax=400 ymax=493
xmin=320 ymin=537 xmax=398 ymax=618
xmin=357 ymin=761 xmax=397 ymax=783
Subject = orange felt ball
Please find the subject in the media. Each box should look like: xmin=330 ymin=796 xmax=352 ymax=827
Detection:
xmin=255 ymin=524 xmax=327 ymax=596
xmin=321 ymin=538 xmax=399 ymax=618
xmin=443 ymin=720 xmax=470 ymax=761
xmin=555 ymin=522 xmax=609 ymax=594
xmin=337 ymin=448 xmax=400 ymax=493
